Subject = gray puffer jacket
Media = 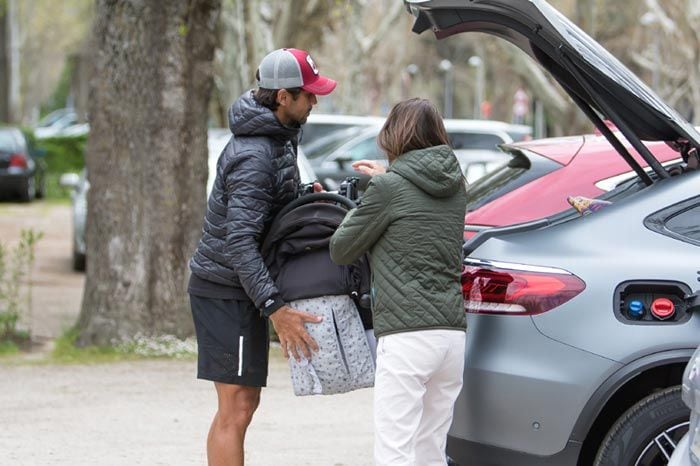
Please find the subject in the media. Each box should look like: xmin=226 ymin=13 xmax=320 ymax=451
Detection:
xmin=189 ymin=90 xmax=301 ymax=314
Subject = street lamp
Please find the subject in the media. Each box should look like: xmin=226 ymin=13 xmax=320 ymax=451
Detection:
xmin=438 ymin=59 xmax=453 ymax=118
xmin=401 ymin=64 xmax=419 ymax=100
xmin=468 ymin=55 xmax=485 ymax=119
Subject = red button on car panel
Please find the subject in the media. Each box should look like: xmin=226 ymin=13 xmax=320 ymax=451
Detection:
xmin=651 ymin=298 xmax=675 ymax=319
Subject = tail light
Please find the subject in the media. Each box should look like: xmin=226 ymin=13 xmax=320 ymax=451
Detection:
xmin=462 ymin=259 xmax=586 ymax=315
xmin=9 ymin=153 xmax=28 ymax=169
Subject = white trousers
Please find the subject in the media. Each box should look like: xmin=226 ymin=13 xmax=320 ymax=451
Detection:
xmin=374 ymin=329 xmax=466 ymax=466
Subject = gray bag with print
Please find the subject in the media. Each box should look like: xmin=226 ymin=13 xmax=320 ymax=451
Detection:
xmin=260 ymin=192 xmax=374 ymax=396
xmin=288 ymin=295 xmax=375 ymax=396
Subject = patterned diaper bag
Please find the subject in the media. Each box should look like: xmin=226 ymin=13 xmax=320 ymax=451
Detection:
xmin=261 ymin=191 xmax=375 ymax=396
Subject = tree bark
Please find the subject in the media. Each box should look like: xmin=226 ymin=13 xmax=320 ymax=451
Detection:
xmin=0 ymin=3 xmax=8 ymax=122
xmin=77 ymin=0 xmax=221 ymax=346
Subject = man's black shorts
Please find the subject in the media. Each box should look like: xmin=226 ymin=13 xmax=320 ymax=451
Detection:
xmin=190 ymin=295 xmax=269 ymax=387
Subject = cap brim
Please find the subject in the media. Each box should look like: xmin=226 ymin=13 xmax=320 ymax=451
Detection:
xmin=302 ymin=75 xmax=337 ymax=96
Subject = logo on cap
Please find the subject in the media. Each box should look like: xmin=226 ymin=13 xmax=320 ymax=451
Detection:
xmin=306 ymin=55 xmax=319 ymax=76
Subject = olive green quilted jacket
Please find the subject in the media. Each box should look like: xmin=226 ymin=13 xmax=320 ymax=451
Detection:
xmin=330 ymin=144 xmax=467 ymax=337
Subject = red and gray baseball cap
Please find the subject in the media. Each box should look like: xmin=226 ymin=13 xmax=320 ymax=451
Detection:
xmin=256 ymin=48 xmax=337 ymax=96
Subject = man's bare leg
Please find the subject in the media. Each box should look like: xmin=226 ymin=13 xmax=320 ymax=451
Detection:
xmin=207 ymin=382 xmax=261 ymax=466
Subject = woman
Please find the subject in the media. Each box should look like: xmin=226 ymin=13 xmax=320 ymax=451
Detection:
xmin=330 ymin=98 xmax=467 ymax=466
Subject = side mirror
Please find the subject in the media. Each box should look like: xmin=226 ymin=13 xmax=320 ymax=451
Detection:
xmin=59 ymin=173 xmax=80 ymax=189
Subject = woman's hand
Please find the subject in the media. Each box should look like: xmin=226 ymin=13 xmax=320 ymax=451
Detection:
xmin=352 ymin=160 xmax=386 ymax=177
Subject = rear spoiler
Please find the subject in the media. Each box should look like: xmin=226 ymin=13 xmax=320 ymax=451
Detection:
xmin=463 ymin=218 xmax=551 ymax=256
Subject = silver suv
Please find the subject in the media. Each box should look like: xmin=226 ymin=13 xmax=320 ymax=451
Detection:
xmin=404 ymin=1 xmax=700 ymax=465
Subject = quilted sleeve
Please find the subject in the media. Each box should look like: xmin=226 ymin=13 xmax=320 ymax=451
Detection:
xmin=330 ymin=175 xmax=392 ymax=265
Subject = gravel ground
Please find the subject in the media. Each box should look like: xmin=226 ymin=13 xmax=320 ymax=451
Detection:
xmin=0 ymin=202 xmax=374 ymax=465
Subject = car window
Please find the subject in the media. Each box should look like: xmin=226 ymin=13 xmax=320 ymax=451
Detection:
xmin=450 ymin=132 xmax=505 ymax=151
xmin=303 ymin=126 xmax=367 ymax=160
xmin=301 ymin=124 xmax=354 ymax=146
xmin=346 ymin=136 xmax=382 ymax=161
xmin=644 ymin=197 xmax=700 ymax=247
xmin=465 ymin=149 xmax=562 ymax=211
xmin=665 ymin=204 xmax=700 ymax=243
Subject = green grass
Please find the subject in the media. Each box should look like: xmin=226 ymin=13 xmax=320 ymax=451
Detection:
xmin=50 ymin=328 xmax=197 ymax=364
xmin=51 ymin=328 xmax=136 ymax=364
xmin=0 ymin=340 xmax=20 ymax=355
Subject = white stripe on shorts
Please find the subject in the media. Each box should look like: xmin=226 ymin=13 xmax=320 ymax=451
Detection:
xmin=238 ymin=336 xmax=244 ymax=376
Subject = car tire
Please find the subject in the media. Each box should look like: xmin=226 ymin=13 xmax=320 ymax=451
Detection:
xmin=72 ymin=250 xmax=86 ymax=272
xmin=18 ymin=176 xmax=36 ymax=202
xmin=594 ymin=386 xmax=689 ymax=466
xmin=35 ymin=174 xmax=46 ymax=199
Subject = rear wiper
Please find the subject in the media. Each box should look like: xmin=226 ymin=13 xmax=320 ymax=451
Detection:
xmin=463 ymin=218 xmax=551 ymax=256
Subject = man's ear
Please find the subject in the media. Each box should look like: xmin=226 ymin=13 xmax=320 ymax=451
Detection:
xmin=276 ymin=89 xmax=287 ymax=108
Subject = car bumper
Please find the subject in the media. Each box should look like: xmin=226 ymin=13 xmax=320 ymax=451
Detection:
xmin=0 ymin=172 xmax=29 ymax=193
xmin=447 ymin=434 xmax=581 ymax=466
xmin=447 ymin=314 xmax=621 ymax=464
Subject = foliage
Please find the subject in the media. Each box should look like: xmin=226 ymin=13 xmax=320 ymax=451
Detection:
xmin=52 ymin=328 xmax=125 ymax=363
xmin=38 ymin=134 xmax=87 ymax=199
xmin=52 ymin=328 xmax=196 ymax=363
xmin=0 ymin=229 xmax=43 ymax=347
xmin=115 ymin=334 xmax=197 ymax=359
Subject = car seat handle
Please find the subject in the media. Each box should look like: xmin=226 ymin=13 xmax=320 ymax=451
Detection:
xmin=277 ymin=192 xmax=357 ymax=219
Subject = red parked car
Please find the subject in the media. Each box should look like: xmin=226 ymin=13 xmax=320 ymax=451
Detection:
xmin=464 ymin=132 xmax=683 ymax=239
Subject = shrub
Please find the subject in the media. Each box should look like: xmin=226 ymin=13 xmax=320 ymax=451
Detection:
xmin=0 ymin=229 xmax=43 ymax=350
xmin=37 ymin=135 xmax=87 ymax=200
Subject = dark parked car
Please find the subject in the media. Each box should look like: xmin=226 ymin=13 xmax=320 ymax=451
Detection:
xmin=0 ymin=127 xmax=46 ymax=202
xmin=405 ymin=1 xmax=700 ymax=466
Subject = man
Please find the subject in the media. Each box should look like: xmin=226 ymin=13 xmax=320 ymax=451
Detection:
xmin=188 ymin=48 xmax=336 ymax=466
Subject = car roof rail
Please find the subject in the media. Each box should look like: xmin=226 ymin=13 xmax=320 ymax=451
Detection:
xmin=463 ymin=218 xmax=551 ymax=257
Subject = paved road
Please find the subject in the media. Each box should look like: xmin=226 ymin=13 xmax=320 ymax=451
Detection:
xmin=0 ymin=356 xmax=374 ymax=466
xmin=0 ymin=202 xmax=374 ymax=465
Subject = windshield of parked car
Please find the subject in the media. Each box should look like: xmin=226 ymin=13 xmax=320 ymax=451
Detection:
xmin=304 ymin=126 xmax=369 ymax=160
xmin=0 ymin=129 xmax=20 ymax=152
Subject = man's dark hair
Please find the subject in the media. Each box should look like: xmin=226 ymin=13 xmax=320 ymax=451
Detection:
xmin=253 ymin=70 xmax=302 ymax=111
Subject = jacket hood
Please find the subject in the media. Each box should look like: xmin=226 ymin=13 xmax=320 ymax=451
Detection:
xmin=228 ymin=90 xmax=300 ymax=141
xmin=389 ymin=144 xmax=464 ymax=198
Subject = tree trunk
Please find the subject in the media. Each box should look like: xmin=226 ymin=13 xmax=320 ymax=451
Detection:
xmin=0 ymin=4 xmax=8 ymax=122
xmin=77 ymin=0 xmax=221 ymax=346
xmin=1 ymin=0 xmax=20 ymax=123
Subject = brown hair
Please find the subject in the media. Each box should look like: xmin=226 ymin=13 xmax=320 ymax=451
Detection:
xmin=377 ymin=98 xmax=450 ymax=164
xmin=253 ymin=70 xmax=302 ymax=111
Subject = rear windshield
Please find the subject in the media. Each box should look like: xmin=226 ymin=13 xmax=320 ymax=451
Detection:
xmin=0 ymin=129 xmax=19 ymax=152
xmin=465 ymin=149 xmax=562 ymax=211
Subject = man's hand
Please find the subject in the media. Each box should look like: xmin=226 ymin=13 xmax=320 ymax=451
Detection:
xmin=352 ymin=160 xmax=386 ymax=177
xmin=313 ymin=182 xmax=325 ymax=193
xmin=269 ymin=305 xmax=322 ymax=361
